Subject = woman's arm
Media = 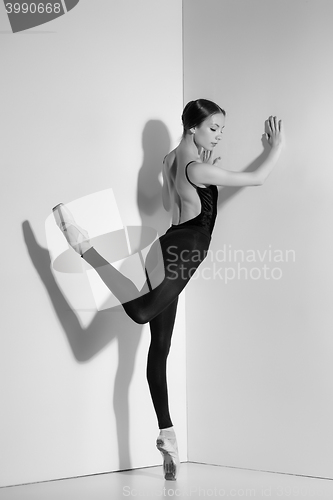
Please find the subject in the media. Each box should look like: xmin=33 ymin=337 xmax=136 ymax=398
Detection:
xmin=189 ymin=162 xmax=263 ymax=187
xmin=190 ymin=116 xmax=284 ymax=187
xmin=190 ymin=145 xmax=282 ymax=187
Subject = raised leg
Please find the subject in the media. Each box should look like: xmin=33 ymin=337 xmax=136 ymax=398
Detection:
xmin=82 ymin=227 xmax=210 ymax=324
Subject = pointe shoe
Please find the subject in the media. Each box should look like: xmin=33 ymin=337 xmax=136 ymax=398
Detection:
xmin=156 ymin=435 xmax=180 ymax=480
xmin=52 ymin=203 xmax=92 ymax=256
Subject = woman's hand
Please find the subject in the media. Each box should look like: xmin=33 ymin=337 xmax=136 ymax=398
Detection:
xmin=265 ymin=116 xmax=285 ymax=149
xmin=200 ymin=148 xmax=221 ymax=165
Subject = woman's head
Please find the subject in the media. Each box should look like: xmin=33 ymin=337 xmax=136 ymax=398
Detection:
xmin=182 ymin=99 xmax=226 ymax=150
xmin=182 ymin=99 xmax=226 ymax=136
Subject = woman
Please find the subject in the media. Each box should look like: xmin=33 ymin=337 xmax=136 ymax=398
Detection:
xmin=53 ymin=99 xmax=284 ymax=480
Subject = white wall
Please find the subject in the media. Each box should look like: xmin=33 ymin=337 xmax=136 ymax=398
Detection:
xmin=0 ymin=0 xmax=185 ymax=487
xmin=184 ymin=0 xmax=333 ymax=477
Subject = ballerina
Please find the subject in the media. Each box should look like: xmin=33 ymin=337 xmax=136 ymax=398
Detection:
xmin=53 ymin=99 xmax=284 ymax=480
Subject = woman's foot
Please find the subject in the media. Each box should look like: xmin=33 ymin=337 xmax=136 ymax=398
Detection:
xmin=52 ymin=203 xmax=92 ymax=256
xmin=156 ymin=427 xmax=180 ymax=480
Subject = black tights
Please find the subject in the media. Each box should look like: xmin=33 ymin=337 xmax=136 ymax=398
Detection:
xmin=82 ymin=224 xmax=211 ymax=429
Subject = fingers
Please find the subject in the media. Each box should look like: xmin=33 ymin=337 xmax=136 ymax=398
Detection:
xmin=203 ymin=149 xmax=212 ymax=163
xmin=273 ymin=116 xmax=278 ymax=130
xmin=268 ymin=116 xmax=276 ymax=132
xmin=265 ymin=115 xmax=284 ymax=149
xmin=267 ymin=115 xmax=283 ymax=133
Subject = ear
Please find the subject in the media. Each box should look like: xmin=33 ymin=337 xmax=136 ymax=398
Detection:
xmin=189 ymin=127 xmax=196 ymax=135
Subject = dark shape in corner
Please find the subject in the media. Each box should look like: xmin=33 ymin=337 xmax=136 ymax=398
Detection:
xmin=4 ymin=0 xmax=80 ymax=33
xmin=64 ymin=0 xmax=80 ymax=12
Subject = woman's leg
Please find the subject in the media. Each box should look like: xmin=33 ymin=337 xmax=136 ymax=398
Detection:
xmin=82 ymin=227 xmax=210 ymax=324
xmin=147 ymin=295 xmax=180 ymax=480
xmin=147 ymin=295 xmax=179 ymax=429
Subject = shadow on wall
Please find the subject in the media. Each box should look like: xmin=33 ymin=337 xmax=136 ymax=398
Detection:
xmin=22 ymin=119 xmax=172 ymax=473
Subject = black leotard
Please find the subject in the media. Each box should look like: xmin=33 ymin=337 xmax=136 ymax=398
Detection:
xmin=169 ymin=161 xmax=218 ymax=237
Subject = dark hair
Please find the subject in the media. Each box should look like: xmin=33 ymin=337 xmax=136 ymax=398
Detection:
xmin=181 ymin=99 xmax=226 ymax=138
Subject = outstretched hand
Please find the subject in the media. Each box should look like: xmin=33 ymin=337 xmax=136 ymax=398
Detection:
xmin=265 ymin=116 xmax=285 ymax=149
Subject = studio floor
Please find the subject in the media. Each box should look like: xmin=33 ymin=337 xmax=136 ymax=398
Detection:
xmin=1 ymin=462 xmax=333 ymax=499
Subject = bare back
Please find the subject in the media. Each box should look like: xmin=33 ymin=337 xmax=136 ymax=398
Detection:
xmin=163 ymin=148 xmax=208 ymax=225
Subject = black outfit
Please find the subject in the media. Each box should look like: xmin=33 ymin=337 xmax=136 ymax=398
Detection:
xmin=83 ymin=161 xmax=218 ymax=428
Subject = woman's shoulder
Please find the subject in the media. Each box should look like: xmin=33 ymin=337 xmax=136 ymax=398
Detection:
xmin=163 ymin=148 xmax=177 ymax=166
xmin=164 ymin=147 xmax=199 ymax=168
xmin=163 ymin=147 xmax=203 ymax=182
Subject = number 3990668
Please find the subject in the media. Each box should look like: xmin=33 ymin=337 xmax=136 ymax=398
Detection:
xmin=5 ymin=3 xmax=62 ymax=14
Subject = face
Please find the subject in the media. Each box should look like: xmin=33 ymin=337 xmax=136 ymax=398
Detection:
xmin=192 ymin=113 xmax=225 ymax=151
